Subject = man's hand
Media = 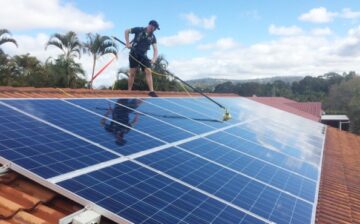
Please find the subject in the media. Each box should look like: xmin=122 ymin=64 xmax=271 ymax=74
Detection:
xmin=151 ymin=58 xmax=156 ymax=64
xmin=126 ymin=43 xmax=132 ymax=49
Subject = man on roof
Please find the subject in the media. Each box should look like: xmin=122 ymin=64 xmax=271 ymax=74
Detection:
xmin=124 ymin=20 xmax=160 ymax=97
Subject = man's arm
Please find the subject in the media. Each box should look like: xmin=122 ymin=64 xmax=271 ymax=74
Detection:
xmin=151 ymin=43 xmax=158 ymax=64
xmin=124 ymin=29 xmax=132 ymax=49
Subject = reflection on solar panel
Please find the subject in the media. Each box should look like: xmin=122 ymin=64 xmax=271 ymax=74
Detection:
xmin=0 ymin=97 xmax=326 ymax=224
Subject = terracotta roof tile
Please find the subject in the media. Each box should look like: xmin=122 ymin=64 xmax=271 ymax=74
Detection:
xmin=0 ymin=185 xmax=41 ymax=213
xmin=316 ymin=127 xmax=360 ymax=224
xmin=248 ymin=96 xmax=321 ymax=121
xmin=9 ymin=178 xmax=56 ymax=202
xmin=9 ymin=211 xmax=48 ymax=224
xmin=0 ymin=87 xmax=238 ymax=99
xmin=0 ymin=171 xmax=82 ymax=223
xmin=30 ymin=204 xmax=66 ymax=223
xmin=285 ymin=101 xmax=322 ymax=119
xmin=0 ymin=195 xmax=23 ymax=218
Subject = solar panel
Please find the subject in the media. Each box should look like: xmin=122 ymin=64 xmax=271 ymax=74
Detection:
xmin=3 ymin=99 xmax=165 ymax=155
xmin=0 ymin=104 xmax=118 ymax=178
xmin=136 ymin=147 xmax=313 ymax=224
xmin=58 ymin=161 xmax=265 ymax=224
xmin=67 ymin=99 xmax=195 ymax=143
xmin=0 ymin=97 xmax=325 ymax=224
xmin=206 ymin=131 xmax=319 ymax=180
xmin=178 ymin=137 xmax=317 ymax=201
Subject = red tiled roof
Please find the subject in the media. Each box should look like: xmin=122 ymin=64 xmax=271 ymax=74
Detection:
xmin=1 ymin=87 xmax=360 ymax=224
xmin=285 ymin=102 xmax=322 ymax=118
xmin=0 ymin=171 xmax=82 ymax=224
xmin=316 ymin=127 xmax=360 ymax=223
xmin=0 ymin=87 xmax=238 ymax=98
xmin=248 ymin=96 xmax=322 ymax=121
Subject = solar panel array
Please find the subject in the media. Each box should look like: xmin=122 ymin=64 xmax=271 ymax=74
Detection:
xmin=0 ymin=97 xmax=325 ymax=224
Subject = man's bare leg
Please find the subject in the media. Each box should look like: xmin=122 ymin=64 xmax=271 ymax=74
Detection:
xmin=128 ymin=68 xmax=137 ymax=91
xmin=144 ymin=68 xmax=154 ymax=92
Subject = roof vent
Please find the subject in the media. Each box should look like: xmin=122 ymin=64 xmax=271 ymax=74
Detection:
xmin=72 ymin=210 xmax=101 ymax=224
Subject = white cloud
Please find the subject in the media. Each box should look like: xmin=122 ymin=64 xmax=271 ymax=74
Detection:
xmin=299 ymin=7 xmax=337 ymax=23
xmin=0 ymin=0 xmax=113 ymax=32
xmin=183 ymin=12 xmax=216 ymax=29
xmin=198 ymin=38 xmax=239 ymax=50
xmin=337 ymin=26 xmax=360 ymax=56
xmin=3 ymin=33 xmax=58 ymax=61
xmin=159 ymin=30 xmax=203 ymax=47
xmin=311 ymin=27 xmax=333 ymax=36
xmin=269 ymin=25 xmax=303 ymax=36
xmin=341 ymin=8 xmax=360 ymax=19
xmin=168 ymin=28 xmax=360 ymax=81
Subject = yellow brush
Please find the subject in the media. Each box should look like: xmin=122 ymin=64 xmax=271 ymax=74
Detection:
xmin=223 ymin=109 xmax=232 ymax=121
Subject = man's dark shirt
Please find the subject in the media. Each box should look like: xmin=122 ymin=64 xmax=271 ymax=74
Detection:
xmin=104 ymin=99 xmax=139 ymax=133
xmin=130 ymin=27 xmax=157 ymax=55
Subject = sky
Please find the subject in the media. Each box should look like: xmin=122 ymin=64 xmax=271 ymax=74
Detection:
xmin=1 ymin=0 xmax=360 ymax=88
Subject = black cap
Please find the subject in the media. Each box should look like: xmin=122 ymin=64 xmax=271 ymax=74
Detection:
xmin=149 ymin=20 xmax=160 ymax=30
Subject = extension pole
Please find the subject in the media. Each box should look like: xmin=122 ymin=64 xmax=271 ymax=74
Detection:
xmin=112 ymin=36 xmax=231 ymax=121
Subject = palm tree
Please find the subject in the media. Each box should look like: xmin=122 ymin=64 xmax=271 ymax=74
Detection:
xmin=45 ymin=31 xmax=83 ymax=88
xmin=0 ymin=29 xmax=18 ymax=53
xmin=83 ymin=33 xmax=118 ymax=88
xmin=45 ymin=31 xmax=81 ymax=60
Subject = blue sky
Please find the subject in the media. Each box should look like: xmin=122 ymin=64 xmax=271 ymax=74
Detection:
xmin=1 ymin=0 xmax=360 ymax=87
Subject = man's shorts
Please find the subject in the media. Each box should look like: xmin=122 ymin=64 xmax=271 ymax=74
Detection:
xmin=129 ymin=52 xmax=151 ymax=69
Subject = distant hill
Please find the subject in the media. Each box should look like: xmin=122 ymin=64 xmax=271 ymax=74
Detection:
xmin=187 ymin=76 xmax=304 ymax=90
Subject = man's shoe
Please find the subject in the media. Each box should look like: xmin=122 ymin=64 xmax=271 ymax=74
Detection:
xmin=148 ymin=91 xmax=158 ymax=97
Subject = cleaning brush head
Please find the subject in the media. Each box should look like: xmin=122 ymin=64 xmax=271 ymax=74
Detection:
xmin=223 ymin=109 xmax=232 ymax=121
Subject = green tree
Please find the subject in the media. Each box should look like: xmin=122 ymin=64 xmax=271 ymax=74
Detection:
xmin=214 ymin=81 xmax=235 ymax=93
xmin=152 ymin=55 xmax=181 ymax=91
xmin=0 ymin=29 xmax=18 ymax=53
xmin=11 ymin=54 xmax=48 ymax=86
xmin=45 ymin=56 xmax=86 ymax=88
xmin=236 ymin=82 xmax=263 ymax=96
xmin=324 ymin=75 xmax=360 ymax=134
xmin=46 ymin=31 xmax=84 ymax=87
xmin=349 ymin=91 xmax=360 ymax=134
xmin=113 ymin=67 xmax=130 ymax=90
xmin=46 ymin=31 xmax=82 ymax=60
xmin=0 ymin=52 xmax=12 ymax=85
xmin=83 ymin=33 xmax=118 ymax=88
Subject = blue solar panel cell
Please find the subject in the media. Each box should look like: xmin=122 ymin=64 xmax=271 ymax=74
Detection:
xmin=118 ymin=98 xmax=217 ymax=134
xmin=0 ymin=104 xmax=118 ymax=178
xmin=67 ymin=99 xmax=195 ymax=143
xmin=139 ymin=98 xmax=232 ymax=128
xmin=206 ymin=131 xmax=319 ymax=181
xmin=226 ymin=125 xmax=322 ymax=163
xmin=3 ymin=100 xmax=164 ymax=155
xmin=137 ymin=147 xmax=314 ymax=223
xmin=161 ymin=98 xmax=261 ymax=127
xmin=168 ymin=141 xmax=317 ymax=201
xmin=58 ymin=161 xmax=263 ymax=224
